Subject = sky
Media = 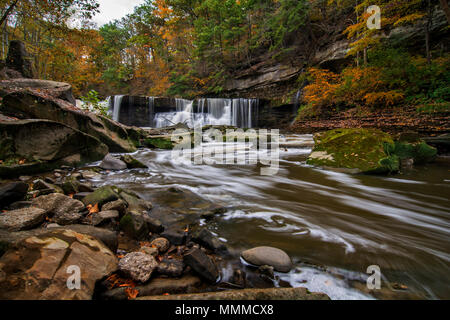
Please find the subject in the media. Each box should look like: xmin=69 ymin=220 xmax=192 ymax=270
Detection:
xmin=92 ymin=0 xmax=146 ymax=27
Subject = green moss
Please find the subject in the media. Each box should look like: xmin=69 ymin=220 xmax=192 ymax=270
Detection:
xmin=81 ymin=185 xmax=121 ymax=207
xmin=143 ymin=137 xmax=174 ymax=150
xmin=120 ymin=155 xmax=147 ymax=169
xmin=306 ymin=128 xmax=398 ymax=174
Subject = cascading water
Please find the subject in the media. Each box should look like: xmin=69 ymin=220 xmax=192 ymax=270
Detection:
xmin=153 ymin=98 xmax=258 ymax=128
xmin=111 ymin=95 xmax=125 ymax=122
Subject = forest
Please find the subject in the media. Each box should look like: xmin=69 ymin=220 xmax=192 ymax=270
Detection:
xmin=1 ymin=1 xmax=448 ymax=112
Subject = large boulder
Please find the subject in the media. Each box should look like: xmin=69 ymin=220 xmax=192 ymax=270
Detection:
xmin=4 ymin=40 xmax=34 ymax=78
xmin=306 ymin=128 xmax=400 ymax=174
xmin=1 ymin=91 xmax=138 ymax=153
xmin=0 ymin=182 xmax=29 ymax=208
xmin=241 ymin=246 xmax=293 ymax=273
xmin=32 ymin=193 xmax=85 ymax=225
xmin=0 ymin=229 xmax=118 ymax=300
xmin=0 ymin=119 xmax=108 ymax=178
xmin=0 ymin=79 xmax=76 ymax=104
xmin=100 ymin=154 xmax=127 ymax=170
xmin=0 ymin=207 xmax=46 ymax=231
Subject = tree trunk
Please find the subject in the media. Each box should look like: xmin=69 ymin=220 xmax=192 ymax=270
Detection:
xmin=426 ymin=0 xmax=433 ymax=65
xmin=439 ymin=0 xmax=450 ymax=24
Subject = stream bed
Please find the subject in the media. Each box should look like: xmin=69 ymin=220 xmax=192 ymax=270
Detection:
xmin=86 ymin=135 xmax=450 ymax=300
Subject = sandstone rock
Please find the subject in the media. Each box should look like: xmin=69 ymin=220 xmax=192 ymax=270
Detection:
xmin=183 ymin=247 xmax=219 ymax=283
xmin=6 ymin=200 xmax=32 ymax=210
xmin=0 ymin=120 xmax=108 ymax=178
xmin=0 ymin=182 xmax=28 ymax=208
xmin=118 ymin=252 xmax=158 ymax=283
xmin=0 ymin=229 xmax=118 ymax=300
xmin=0 ymin=207 xmax=46 ymax=231
xmin=100 ymin=154 xmax=127 ymax=170
xmin=32 ymin=193 xmax=84 ymax=225
xmin=241 ymin=246 xmax=293 ymax=273
xmin=150 ymin=237 xmax=170 ymax=253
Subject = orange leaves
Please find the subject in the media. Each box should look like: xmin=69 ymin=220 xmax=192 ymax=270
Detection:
xmin=105 ymin=274 xmax=140 ymax=300
xmin=125 ymin=287 xmax=139 ymax=300
xmin=87 ymin=203 xmax=99 ymax=214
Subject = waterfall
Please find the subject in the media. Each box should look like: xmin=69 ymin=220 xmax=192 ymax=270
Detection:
xmin=112 ymin=95 xmax=125 ymax=122
xmin=147 ymin=97 xmax=155 ymax=127
xmin=152 ymin=98 xmax=258 ymax=128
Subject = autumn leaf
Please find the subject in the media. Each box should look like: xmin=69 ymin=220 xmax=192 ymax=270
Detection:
xmin=125 ymin=287 xmax=139 ymax=300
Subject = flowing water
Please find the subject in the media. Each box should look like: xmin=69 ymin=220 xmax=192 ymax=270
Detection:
xmin=87 ymin=135 xmax=450 ymax=300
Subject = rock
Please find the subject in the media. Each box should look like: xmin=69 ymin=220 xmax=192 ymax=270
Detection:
xmin=258 ymin=265 xmax=275 ymax=279
xmin=73 ymin=192 xmax=92 ymax=201
xmin=192 ymin=228 xmax=227 ymax=253
xmin=33 ymin=179 xmax=63 ymax=194
xmin=138 ymin=287 xmax=330 ymax=300
xmin=32 ymin=193 xmax=84 ymax=225
xmin=118 ymin=252 xmax=158 ymax=283
xmin=61 ymin=176 xmax=81 ymax=194
xmin=119 ymin=190 xmax=152 ymax=213
xmin=6 ymin=200 xmax=32 ymax=210
xmin=81 ymin=185 xmax=120 ymax=207
xmin=0 ymin=224 xmax=118 ymax=253
xmin=157 ymin=259 xmax=184 ymax=277
xmin=120 ymin=154 xmax=148 ymax=169
xmin=119 ymin=212 xmax=148 ymax=240
xmin=0 ymin=119 xmax=108 ymax=178
xmin=307 ymin=128 xmax=399 ymax=174
xmin=81 ymin=170 xmax=101 ymax=180
xmin=0 ymin=182 xmax=28 ymax=208
xmin=100 ymin=154 xmax=127 ymax=170
xmin=183 ymin=247 xmax=219 ymax=283
xmin=423 ymin=133 xmax=450 ymax=154
xmin=140 ymin=246 xmax=158 ymax=256
xmin=1 ymin=91 xmax=138 ymax=152
xmin=150 ymin=237 xmax=170 ymax=253
xmin=102 ymin=199 xmax=127 ymax=216
xmin=0 ymin=229 xmax=118 ymax=300
xmin=4 ymin=40 xmax=34 ymax=78
xmin=83 ymin=210 xmax=119 ymax=227
xmin=100 ymin=275 xmax=202 ymax=300
xmin=0 ymin=78 xmax=75 ymax=104
xmin=145 ymin=216 xmax=164 ymax=234
xmin=0 ymin=207 xmax=46 ymax=231
xmin=161 ymin=230 xmax=186 ymax=246
xmin=391 ymin=140 xmax=437 ymax=165
xmin=241 ymin=246 xmax=293 ymax=273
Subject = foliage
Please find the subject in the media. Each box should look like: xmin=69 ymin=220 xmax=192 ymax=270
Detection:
xmin=80 ymin=90 xmax=110 ymax=118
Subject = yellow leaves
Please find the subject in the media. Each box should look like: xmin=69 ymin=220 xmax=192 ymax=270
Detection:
xmin=364 ymin=91 xmax=405 ymax=107
xmin=393 ymin=13 xmax=425 ymax=26
xmin=87 ymin=203 xmax=99 ymax=214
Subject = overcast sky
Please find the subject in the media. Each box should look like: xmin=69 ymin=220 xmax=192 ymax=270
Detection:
xmin=92 ymin=0 xmax=146 ymax=26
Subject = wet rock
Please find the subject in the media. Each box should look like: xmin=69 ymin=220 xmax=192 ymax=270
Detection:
xmin=61 ymin=176 xmax=81 ymax=194
xmin=258 ymin=265 xmax=275 ymax=279
xmin=81 ymin=170 xmax=101 ymax=180
xmin=81 ymin=185 xmax=120 ymax=207
xmin=73 ymin=192 xmax=92 ymax=201
xmin=100 ymin=154 xmax=127 ymax=170
xmin=161 ymin=230 xmax=186 ymax=246
xmin=192 ymin=228 xmax=227 ymax=253
xmin=0 ymin=229 xmax=118 ymax=300
xmin=241 ymin=246 xmax=293 ymax=273
xmin=0 ymin=207 xmax=46 ymax=231
xmin=83 ymin=210 xmax=119 ymax=227
xmin=118 ymin=252 xmax=158 ymax=283
xmin=183 ymin=247 xmax=219 ymax=283
xmin=32 ymin=193 xmax=84 ymax=225
xmin=0 ymin=182 xmax=29 ymax=208
xmin=120 ymin=154 xmax=148 ymax=169
xmin=157 ymin=258 xmax=184 ymax=277
xmin=138 ymin=287 xmax=330 ymax=300
xmin=102 ymin=199 xmax=127 ymax=217
xmin=119 ymin=190 xmax=152 ymax=213
xmin=119 ymin=212 xmax=148 ymax=240
xmin=145 ymin=216 xmax=164 ymax=234
xmin=150 ymin=237 xmax=170 ymax=253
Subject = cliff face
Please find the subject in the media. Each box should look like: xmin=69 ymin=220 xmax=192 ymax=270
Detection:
xmin=221 ymin=10 xmax=449 ymax=106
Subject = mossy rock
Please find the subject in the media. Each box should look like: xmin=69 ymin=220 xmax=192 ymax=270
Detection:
xmin=143 ymin=137 xmax=174 ymax=150
xmin=393 ymin=141 xmax=437 ymax=164
xmin=306 ymin=128 xmax=399 ymax=174
xmin=120 ymin=155 xmax=147 ymax=169
xmin=119 ymin=212 xmax=148 ymax=240
xmin=81 ymin=185 xmax=121 ymax=207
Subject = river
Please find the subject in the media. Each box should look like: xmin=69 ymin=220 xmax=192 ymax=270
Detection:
xmin=85 ymin=134 xmax=450 ymax=300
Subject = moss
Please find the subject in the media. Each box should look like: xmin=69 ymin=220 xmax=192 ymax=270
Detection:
xmin=306 ymin=128 xmax=398 ymax=174
xmin=81 ymin=185 xmax=121 ymax=207
xmin=143 ymin=138 xmax=174 ymax=150
xmin=120 ymin=155 xmax=147 ymax=169
xmin=393 ymin=141 xmax=437 ymax=164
